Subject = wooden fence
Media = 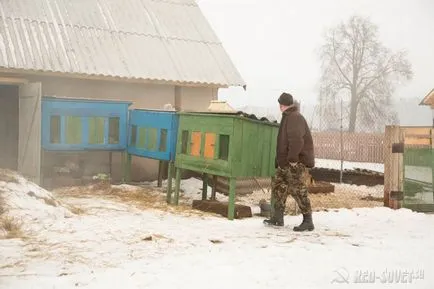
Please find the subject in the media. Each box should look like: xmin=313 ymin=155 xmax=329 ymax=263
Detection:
xmin=312 ymin=131 xmax=384 ymax=163
xmin=384 ymin=126 xmax=434 ymax=211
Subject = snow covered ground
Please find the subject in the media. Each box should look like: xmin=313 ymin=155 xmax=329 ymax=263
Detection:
xmin=315 ymin=158 xmax=385 ymax=173
xmin=1 ymin=170 xmax=433 ymax=289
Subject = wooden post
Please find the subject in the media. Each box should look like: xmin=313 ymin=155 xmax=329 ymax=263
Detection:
xmin=120 ymin=151 xmax=127 ymax=183
xmin=109 ymin=152 xmax=113 ymax=181
xmin=431 ymin=129 xmax=434 ymax=200
xmin=211 ymin=175 xmax=217 ymax=200
xmin=157 ymin=160 xmax=164 ymax=187
xmin=202 ymin=173 xmax=208 ymax=200
xmin=166 ymin=161 xmax=174 ymax=204
xmin=40 ymin=150 xmax=45 ymax=188
xmin=227 ymin=177 xmax=236 ymax=220
xmin=384 ymin=126 xmax=392 ymax=207
xmin=385 ymin=126 xmax=404 ymax=209
xmin=124 ymin=153 xmax=132 ymax=183
xmin=174 ymin=167 xmax=181 ymax=205
xmin=397 ymin=129 xmax=404 ymax=209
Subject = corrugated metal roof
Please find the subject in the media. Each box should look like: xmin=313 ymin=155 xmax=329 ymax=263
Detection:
xmin=0 ymin=0 xmax=245 ymax=87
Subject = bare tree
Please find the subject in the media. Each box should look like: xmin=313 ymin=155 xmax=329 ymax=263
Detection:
xmin=318 ymin=15 xmax=413 ymax=132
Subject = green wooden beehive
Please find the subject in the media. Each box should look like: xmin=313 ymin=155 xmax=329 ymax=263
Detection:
xmin=172 ymin=111 xmax=279 ymax=219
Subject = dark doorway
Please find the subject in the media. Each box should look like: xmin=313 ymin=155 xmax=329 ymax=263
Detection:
xmin=0 ymin=85 xmax=19 ymax=170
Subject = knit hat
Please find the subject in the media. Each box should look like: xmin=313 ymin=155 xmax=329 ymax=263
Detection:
xmin=278 ymin=92 xmax=293 ymax=106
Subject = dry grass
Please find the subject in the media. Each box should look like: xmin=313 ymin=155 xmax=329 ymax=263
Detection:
xmin=54 ymin=182 xmax=216 ymax=217
xmin=0 ymin=169 xmax=19 ymax=183
xmin=67 ymin=205 xmax=86 ymax=215
xmin=26 ymin=191 xmax=60 ymax=208
xmin=0 ymin=215 xmax=23 ymax=239
xmin=284 ymin=187 xmax=383 ymax=215
xmin=52 ymin=180 xmax=384 ymax=219
xmin=43 ymin=197 xmax=58 ymax=207
xmin=0 ymin=261 xmax=26 ymax=270
xmin=236 ymin=183 xmax=383 ymax=216
xmin=0 ymin=194 xmax=5 ymax=216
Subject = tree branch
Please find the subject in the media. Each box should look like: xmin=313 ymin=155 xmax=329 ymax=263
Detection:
xmin=331 ymin=32 xmax=353 ymax=86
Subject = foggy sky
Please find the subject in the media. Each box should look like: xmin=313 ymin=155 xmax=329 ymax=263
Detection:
xmin=197 ymin=0 xmax=434 ymax=111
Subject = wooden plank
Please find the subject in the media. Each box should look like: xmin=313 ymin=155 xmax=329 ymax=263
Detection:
xmin=228 ymin=177 xmax=237 ymax=220
xmin=431 ymin=128 xmax=434 ymax=198
xmin=251 ymin=124 xmax=261 ymax=175
xmin=166 ymin=161 xmax=174 ymax=204
xmin=231 ymin=119 xmax=243 ymax=174
xmin=202 ymin=173 xmax=208 ymax=200
xmin=397 ymin=128 xmax=405 ymax=209
xmin=384 ymin=126 xmax=400 ymax=208
xmin=404 ymin=137 xmax=431 ymax=146
xmin=174 ymin=167 xmax=181 ymax=205
xmin=18 ymin=82 xmax=42 ymax=184
xmin=240 ymin=121 xmax=255 ymax=176
xmin=190 ymin=131 xmax=202 ymax=157
xmin=211 ymin=175 xmax=217 ymax=200
xmin=157 ymin=160 xmax=163 ymax=187
xmin=261 ymin=127 xmax=272 ymax=176
xmin=204 ymin=132 xmax=216 ymax=159
xmin=402 ymin=127 xmax=431 ymax=136
xmin=0 ymin=77 xmax=28 ymax=84
xmin=192 ymin=200 xmax=252 ymax=219
xmin=176 ymin=157 xmax=230 ymax=174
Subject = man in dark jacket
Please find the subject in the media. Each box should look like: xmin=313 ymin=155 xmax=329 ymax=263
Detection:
xmin=264 ymin=92 xmax=315 ymax=231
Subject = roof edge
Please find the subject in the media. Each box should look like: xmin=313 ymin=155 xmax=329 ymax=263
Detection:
xmin=420 ymin=88 xmax=434 ymax=106
xmin=0 ymin=68 xmax=246 ymax=88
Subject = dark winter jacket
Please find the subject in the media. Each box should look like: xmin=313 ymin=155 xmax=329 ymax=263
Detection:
xmin=275 ymin=105 xmax=315 ymax=168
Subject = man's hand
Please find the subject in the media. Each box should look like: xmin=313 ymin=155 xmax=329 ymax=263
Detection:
xmin=288 ymin=162 xmax=298 ymax=167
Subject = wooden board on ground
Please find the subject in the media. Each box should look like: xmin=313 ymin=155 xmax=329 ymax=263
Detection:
xmin=192 ymin=200 xmax=252 ymax=219
xmin=308 ymin=181 xmax=335 ymax=194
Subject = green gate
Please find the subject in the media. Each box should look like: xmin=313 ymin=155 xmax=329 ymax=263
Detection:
xmin=402 ymin=128 xmax=434 ymax=212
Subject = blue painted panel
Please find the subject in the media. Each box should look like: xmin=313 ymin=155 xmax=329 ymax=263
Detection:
xmin=127 ymin=109 xmax=179 ymax=161
xmin=41 ymin=97 xmax=131 ymax=151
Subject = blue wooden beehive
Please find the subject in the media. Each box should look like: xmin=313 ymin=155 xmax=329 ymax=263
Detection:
xmin=126 ymin=109 xmax=179 ymax=202
xmin=127 ymin=109 xmax=179 ymax=161
xmin=41 ymin=96 xmax=132 ymax=151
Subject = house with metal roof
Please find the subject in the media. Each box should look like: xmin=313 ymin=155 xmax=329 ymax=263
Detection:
xmin=420 ymin=89 xmax=434 ymax=127
xmin=0 ymin=0 xmax=245 ymax=184
xmin=420 ymin=89 xmax=434 ymax=107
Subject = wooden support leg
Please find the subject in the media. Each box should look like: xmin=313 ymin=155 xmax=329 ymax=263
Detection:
xmin=124 ymin=153 xmax=132 ymax=183
xmin=157 ymin=160 xmax=163 ymax=187
xmin=166 ymin=161 xmax=174 ymax=204
xmin=120 ymin=152 xmax=125 ymax=183
xmin=174 ymin=167 xmax=182 ymax=205
xmin=109 ymin=152 xmax=112 ymax=183
xmin=228 ymin=177 xmax=236 ymax=220
xmin=202 ymin=173 xmax=208 ymax=200
xmin=211 ymin=175 xmax=217 ymax=200
xmin=121 ymin=151 xmax=131 ymax=183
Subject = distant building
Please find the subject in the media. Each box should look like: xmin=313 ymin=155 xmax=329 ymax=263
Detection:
xmin=420 ymin=89 xmax=434 ymax=127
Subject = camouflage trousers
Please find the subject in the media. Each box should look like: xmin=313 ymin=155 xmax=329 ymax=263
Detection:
xmin=271 ymin=163 xmax=312 ymax=214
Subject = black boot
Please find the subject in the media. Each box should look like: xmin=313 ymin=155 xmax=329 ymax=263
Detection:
xmin=293 ymin=213 xmax=314 ymax=231
xmin=263 ymin=207 xmax=284 ymax=226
